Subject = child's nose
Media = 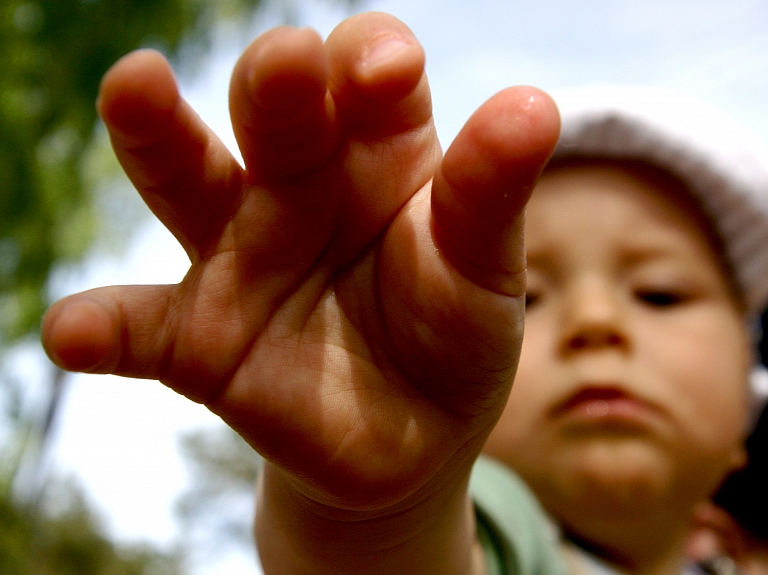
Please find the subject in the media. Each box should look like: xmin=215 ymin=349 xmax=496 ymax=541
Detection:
xmin=558 ymin=278 xmax=630 ymax=356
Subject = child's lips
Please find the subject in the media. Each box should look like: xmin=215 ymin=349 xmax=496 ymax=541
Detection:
xmin=550 ymin=386 xmax=660 ymax=427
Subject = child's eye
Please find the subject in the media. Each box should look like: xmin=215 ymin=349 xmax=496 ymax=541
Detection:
xmin=635 ymin=289 xmax=688 ymax=307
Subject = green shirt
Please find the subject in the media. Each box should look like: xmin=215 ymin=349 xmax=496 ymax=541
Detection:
xmin=471 ymin=456 xmax=570 ymax=575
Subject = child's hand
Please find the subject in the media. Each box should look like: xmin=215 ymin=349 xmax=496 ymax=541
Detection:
xmin=42 ymin=12 xmax=558 ymax=512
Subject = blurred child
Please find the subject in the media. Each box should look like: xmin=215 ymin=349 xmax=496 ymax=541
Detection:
xmin=40 ymin=12 xmax=768 ymax=575
xmin=478 ymin=84 xmax=768 ymax=575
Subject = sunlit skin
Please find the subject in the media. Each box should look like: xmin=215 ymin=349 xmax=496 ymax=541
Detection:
xmin=484 ymin=162 xmax=751 ymax=575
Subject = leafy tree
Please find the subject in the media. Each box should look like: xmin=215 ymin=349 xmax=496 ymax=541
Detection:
xmin=0 ymin=476 xmax=182 ymax=575
xmin=0 ymin=0 xmax=270 ymax=344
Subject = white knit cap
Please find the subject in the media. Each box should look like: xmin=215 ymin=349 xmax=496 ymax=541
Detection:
xmin=552 ymin=86 xmax=768 ymax=316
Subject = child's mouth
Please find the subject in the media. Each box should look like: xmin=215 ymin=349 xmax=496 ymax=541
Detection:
xmin=551 ymin=386 xmax=659 ymax=428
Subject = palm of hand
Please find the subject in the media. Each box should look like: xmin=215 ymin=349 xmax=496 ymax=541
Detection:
xmin=42 ymin=13 xmax=559 ymax=510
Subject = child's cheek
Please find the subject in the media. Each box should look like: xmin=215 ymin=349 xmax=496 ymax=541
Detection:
xmin=656 ymin=311 xmax=750 ymax=449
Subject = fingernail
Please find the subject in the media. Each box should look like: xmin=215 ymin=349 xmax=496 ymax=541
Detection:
xmin=363 ymin=36 xmax=411 ymax=69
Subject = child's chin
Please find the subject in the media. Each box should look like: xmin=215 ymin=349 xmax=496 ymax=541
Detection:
xmin=552 ymin=439 xmax=676 ymax=508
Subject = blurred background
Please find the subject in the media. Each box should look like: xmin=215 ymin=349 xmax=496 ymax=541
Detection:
xmin=1 ymin=0 xmax=767 ymax=574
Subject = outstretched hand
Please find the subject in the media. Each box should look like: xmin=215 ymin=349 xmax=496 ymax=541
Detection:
xmin=42 ymin=12 xmax=559 ymax=512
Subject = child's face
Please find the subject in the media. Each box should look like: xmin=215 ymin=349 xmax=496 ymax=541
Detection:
xmin=484 ymin=161 xmax=750 ymax=532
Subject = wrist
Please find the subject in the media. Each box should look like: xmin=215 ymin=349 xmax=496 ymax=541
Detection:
xmin=255 ymin=458 xmax=486 ymax=575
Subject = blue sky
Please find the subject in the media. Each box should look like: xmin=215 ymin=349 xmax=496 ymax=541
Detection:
xmin=184 ymin=0 xmax=768 ymax=153
xmin=46 ymin=1 xmax=768 ymax=574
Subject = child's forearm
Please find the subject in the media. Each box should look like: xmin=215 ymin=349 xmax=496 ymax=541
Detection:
xmin=255 ymin=462 xmax=487 ymax=575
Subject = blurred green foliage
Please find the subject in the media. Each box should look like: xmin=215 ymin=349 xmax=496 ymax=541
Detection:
xmin=0 ymin=480 xmax=181 ymax=575
xmin=0 ymin=0 xmax=266 ymax=343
